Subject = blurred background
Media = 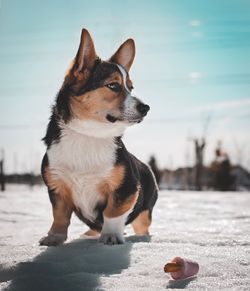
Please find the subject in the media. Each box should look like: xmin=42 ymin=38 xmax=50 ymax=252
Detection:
xmin=0 ymin=0 xmax=250 ymax=191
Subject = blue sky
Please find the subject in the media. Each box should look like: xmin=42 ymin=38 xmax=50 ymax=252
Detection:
xmin=0 ymin=0 xmax=250 ymax=173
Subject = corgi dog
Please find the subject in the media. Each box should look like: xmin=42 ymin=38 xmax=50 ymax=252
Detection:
xmin=40 ymin=29 xmax=158 ymax=246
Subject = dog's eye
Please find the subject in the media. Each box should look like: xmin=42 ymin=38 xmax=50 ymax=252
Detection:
xmin=106 ymin=82 xmax=122 ymax=92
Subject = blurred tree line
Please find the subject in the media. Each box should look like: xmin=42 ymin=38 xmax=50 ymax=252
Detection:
xmin=1 ymin=143 xmax=249 ymax=191
xmin=147 ymin=142 xmax=250 ymax=191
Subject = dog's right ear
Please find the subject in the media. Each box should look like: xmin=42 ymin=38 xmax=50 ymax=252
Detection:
xmin=65 ymin=29 xmax=97 ymax=83
xmin=109 ymin=39 xmax=135 ymax=71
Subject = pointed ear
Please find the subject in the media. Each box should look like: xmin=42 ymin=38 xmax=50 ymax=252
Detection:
xmin=74 ymin=29 xmax=97 ymax=75
xmin=109 ymin=39 xmax=135 ymax=71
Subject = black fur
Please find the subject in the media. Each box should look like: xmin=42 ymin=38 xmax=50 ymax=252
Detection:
xmin=75 ymin=202 xmax=106 ymax=232
xmin=78 ymin=60 xmax=120 ymax=95
xmin=41 ymin=153 xmax=58 ymax=207
xmin=42 ymin=111 xmax=62 ymax=147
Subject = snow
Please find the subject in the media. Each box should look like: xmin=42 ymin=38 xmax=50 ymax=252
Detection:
xmin=0 ymin=185 xmax=250 ymax=290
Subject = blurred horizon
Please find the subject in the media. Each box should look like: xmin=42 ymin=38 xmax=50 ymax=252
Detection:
xmin=0 ymin=0 xmax=250 ymax=174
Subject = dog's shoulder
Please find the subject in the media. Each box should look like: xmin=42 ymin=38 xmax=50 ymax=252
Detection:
xmin=114 ymin=138 xmax=157 ymax=194
xmin=115 ymin=137 xmax=156 ymax=181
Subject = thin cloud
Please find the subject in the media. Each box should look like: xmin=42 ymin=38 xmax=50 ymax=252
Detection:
xmin=189 ymin=72 xmax=202 ymax=79
xmin=189 ymin=20 xmax=201 ymax=27
xmin=192 ymin=31 xmax=203 ymax=38
xmin=188 ymin=71 xmax=202 ymax=84
xmin=193 ymin=98 xmax=250 ymax=112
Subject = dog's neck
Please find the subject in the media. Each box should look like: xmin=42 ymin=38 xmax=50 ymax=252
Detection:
xmin=47 ymin=122 xmax=118 ymax=174
xmin=61 ymin=118 xmax=127 ymax=139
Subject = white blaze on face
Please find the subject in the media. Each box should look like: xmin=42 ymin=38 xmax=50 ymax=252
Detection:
xmin=116 ymin=64 xmax=131 ymax=93
xmin=115 ymin=64 xmax=141 ymax=121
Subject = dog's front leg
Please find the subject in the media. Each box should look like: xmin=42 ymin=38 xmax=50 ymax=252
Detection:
xmin=100 ymin=192 xmax=138 ymax=245
xmin=100 ymin=212 xmax=128 ymax=245
xmin=40 ymin=193 xmax=73 ymax=246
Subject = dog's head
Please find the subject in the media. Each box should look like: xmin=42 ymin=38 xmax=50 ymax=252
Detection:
xmin=56 ymin=28 xmax=150 ymax=138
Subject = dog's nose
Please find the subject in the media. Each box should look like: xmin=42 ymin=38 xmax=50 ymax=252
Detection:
xmin=137 ymin=103 xmax=150 ymax=116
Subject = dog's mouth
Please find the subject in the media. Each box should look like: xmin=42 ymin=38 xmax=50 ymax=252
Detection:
xmin=106 ymin=114 xmax=143 ymax=124
xmin=128 ymin=118 xmax=143 ymax=124
xmin=106 ymin=114 xmax=121 ymax=123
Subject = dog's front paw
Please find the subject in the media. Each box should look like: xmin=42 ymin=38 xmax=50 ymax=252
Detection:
xmin=39 ymin=232 xmax=67 ymax=246
xmin=99 ymin=233 xmax=125 ymax=245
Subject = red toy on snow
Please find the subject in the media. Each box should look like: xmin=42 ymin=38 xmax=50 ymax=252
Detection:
xmin=164 ymin=257 xmax=199 ymax=280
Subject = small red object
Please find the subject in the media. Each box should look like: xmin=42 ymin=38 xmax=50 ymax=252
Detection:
xmin=164 ymin=257 xmax=199 ymax=280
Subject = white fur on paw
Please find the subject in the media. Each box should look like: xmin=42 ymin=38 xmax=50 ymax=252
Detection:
xmin=39 ymin=232 xmax=67 ymax=246
xmin=99 ymin=233 xmax=125 ymax=245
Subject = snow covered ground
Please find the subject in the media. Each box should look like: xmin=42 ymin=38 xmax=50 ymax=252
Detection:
xmin=0 ymin=185 xmax=250 ymax=291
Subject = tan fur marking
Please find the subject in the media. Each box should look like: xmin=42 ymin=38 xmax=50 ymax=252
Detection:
xmin=73 ymin=69 xmax=91 ymax=82
xmin=104 ymin=186 xmax=140 ymax=218
xmin=44 ymin=167 xmax=73 ymax=234
xmin=103 ymin=72 xmax=123 ymax=87
xmin=44 ymin=167 xmax=73 ymax=207
xmin=84 ymin=229 xmax=100 ymax=236
xmin=126 ymin=79 xmax=133 ymax=90
xmin=132 ymin=210 xmax=151 ymax=235
xmin=50 ymin=198 xmax=72 ymax=234
xmin=70 ymin=71 xmax=126 ymax=123
xmin=64 ymin=61 xmax=92 ymax=88
xmin=98 ymin=165 xmax=125 ymax=197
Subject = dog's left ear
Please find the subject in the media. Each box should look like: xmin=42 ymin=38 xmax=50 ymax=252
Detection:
xmin=109 ymin=39 xmax=135 ymax=71
xmin=66 ymin=29 xmax=97 ymax=83
xmin=75 ymin=29 xmax=97 ymax=72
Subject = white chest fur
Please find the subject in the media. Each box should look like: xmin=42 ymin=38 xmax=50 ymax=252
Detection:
xmin=47 ymin=127 xmax=117 ymax=222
